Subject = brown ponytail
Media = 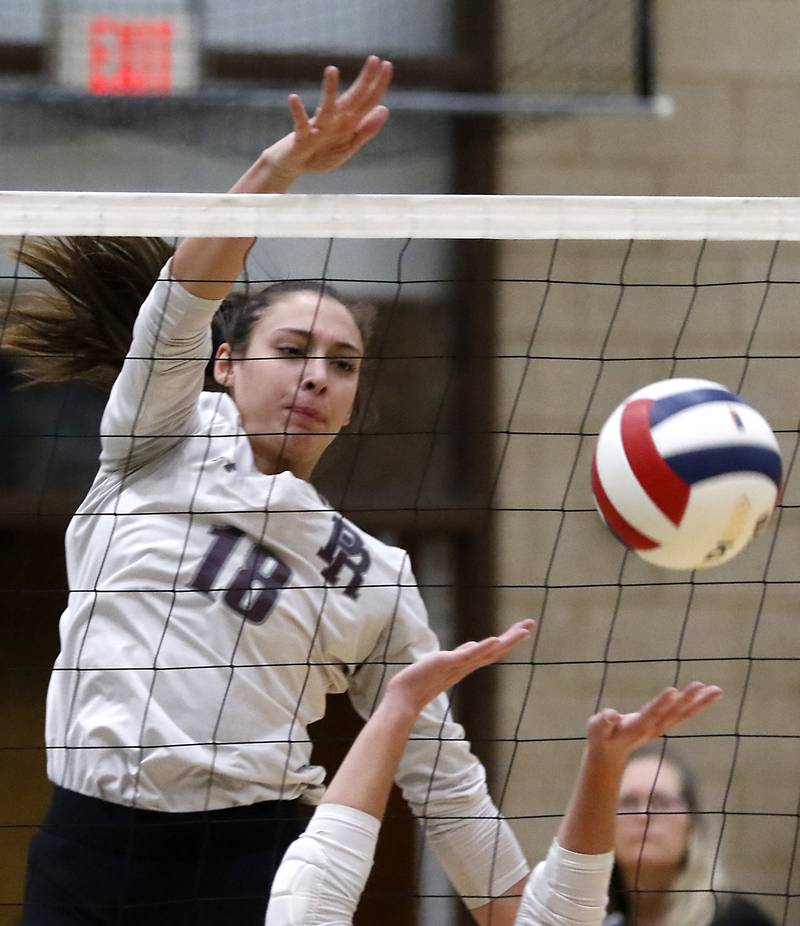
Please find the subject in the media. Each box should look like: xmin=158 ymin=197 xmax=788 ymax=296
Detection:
xmin=3 ymin=236 xmax=174 ymax=388
xmin=3 ymin=238 xmax=378 ymax=411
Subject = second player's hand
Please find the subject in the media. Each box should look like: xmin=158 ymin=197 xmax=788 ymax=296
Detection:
xmin=554 ymin=681 xmax=723 ymax=858
xmin=265 ymin=55 xmax=393 ymax=181
xmin=587 ymin=681 xmax=723 ymax=762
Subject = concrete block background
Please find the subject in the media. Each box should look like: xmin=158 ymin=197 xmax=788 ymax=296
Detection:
xmin=493 ymin=3 xmax=800 ymax=920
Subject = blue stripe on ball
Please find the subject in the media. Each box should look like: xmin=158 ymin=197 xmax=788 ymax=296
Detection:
xmin=650 ymin=388 xmax=748 ymax=427
xmin=665 ymin=445 xmax=782 ymax=487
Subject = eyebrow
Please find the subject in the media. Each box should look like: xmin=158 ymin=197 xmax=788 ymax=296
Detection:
xmin=273 ymin=327 xmax=361 ymax=354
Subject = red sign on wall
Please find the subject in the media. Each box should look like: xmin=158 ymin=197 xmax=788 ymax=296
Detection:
xmin=88 ymin=17 xmax=175 ymax=95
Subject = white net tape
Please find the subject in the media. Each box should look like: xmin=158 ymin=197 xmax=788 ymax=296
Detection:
xmin=3 ymin=192 xmax=800 ymax=239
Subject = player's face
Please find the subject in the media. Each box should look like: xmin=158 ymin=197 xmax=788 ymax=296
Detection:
xmin=614 ymin=756 xmax=691 ymax=888
xmin=215 ymin=291 xmax=363 ymax=478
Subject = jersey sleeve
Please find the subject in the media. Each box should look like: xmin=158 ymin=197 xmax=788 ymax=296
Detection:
xmin=347 ymin=557 xmax=529 ymax=910
xmin=98 ymin=261 xmax=223 ymax=474
xmin=515 ymin=840 xmax=614 ymax=926
xmin=264 ymin=804 xmax=380 ymax=926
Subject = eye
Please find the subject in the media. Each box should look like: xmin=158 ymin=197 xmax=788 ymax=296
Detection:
xmin=331 ymin=357 xmax=358 ymax=373
xmin=277 ymin=344 xmax=306 ymax=358
xmin=617 ymin=794 xmax=687 ymax=814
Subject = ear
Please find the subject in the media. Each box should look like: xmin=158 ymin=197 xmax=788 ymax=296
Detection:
xmin=213 ymin=343 xmax=235 ymax=389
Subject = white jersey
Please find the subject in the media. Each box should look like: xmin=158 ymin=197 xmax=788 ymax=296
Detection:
xmin=44 ymin=265 xmax=528 ymax=903
xmin=266 ymin=804 xmax=614 ymax=926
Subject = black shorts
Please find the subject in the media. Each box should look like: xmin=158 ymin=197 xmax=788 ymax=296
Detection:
xmin=22 ymin=786 xmax=305 ymax=926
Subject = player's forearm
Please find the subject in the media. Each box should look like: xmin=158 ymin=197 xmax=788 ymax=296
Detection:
xmin=321 ymin=692 xmax=419 ymax=822
xmin=471 ymin=877 xmax=526 ymax=925
xmin=556 ymin=745 xmax=627 ymax=855
xmin=417 ymin=792 xmax=529 ymax=915
xmin=171 ymin=143 xmax=300 ymax=300
xmin=472 ymin=746 xmax=622 ymax=924
xmin=515 ymin=843 xmax=613 ymax=926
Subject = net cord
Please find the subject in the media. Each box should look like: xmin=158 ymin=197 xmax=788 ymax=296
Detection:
xmin=0 ymin=81 xmax=675 ymax=117
xmin=3 ymin=192 xmax=800 ymax=240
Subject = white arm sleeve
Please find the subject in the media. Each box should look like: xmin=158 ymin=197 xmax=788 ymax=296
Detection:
xmin=348 ymin=559 xmax=529 ymax=910
xmin=99 ymin=260 xmax=222 ymax=474
xmin=515 ymin=840 xmax=614 ymax=926
xmin=265 ymin=804 xmax=381 ymax=926
xmin=416 ymin=790 xmax=529 ymax=910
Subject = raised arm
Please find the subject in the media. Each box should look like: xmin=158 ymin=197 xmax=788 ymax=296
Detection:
xmin=171 ymin=55 xmax=393 ymax=299
xmin=515 ymin=682 xmax=723 ymax=926
xmin=558 ymin=682 xmax=723 ymax=855
xmin=340 ymin=561 xmax=531 ymax=922
xmin=264 ymin=621 xmax=535 ymax=926
xmin=324 ymin=620 xmax=536 ymax=820
xmin=99 ymin=57 xmax=391 ymax=472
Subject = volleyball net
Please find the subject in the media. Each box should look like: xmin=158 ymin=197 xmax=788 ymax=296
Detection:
xmin=1 ymin=194 xmax=798 ymax=925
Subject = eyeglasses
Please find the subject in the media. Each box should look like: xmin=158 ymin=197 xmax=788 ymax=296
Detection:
xmin=617 ymin=794 xmax=689 ymax=815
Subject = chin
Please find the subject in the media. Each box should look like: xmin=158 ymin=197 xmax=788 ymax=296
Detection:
xmin=282 ymin=435 xmax=331 ymax=467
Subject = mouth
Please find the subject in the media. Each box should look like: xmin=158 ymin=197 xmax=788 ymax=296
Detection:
xmin=287 ymin=405 xmax=324 ymax=424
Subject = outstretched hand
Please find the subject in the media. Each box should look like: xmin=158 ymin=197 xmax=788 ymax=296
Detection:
xmin=587 ymin=681 xmax=723 ymax=760
xmin=386 ymin=620 xmax=536 ymax=715
xmin=265 ymin=55 xmax=393 ymax=180
xmin=554 ymin=681 xmax=723 ymax=857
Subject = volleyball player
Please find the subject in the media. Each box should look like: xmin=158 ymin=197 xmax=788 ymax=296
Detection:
xmin=264 ymin=625 xmax=722 ymax=925
xmin=13 ymin=56 xmax=532 ymax=925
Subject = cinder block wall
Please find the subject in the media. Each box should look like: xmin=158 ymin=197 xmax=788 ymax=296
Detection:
xmin=492 ymin=3 xmax=800 ymax=922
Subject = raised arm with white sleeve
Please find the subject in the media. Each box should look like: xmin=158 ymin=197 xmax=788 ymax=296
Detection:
xmin=170 ymin=56 xmax=392 ymax=301
xmin=99 ymin=55 xmax=392 ymax=475
xmin=265 ymin=623 xmax=535 ymax=926
xmin=266 ymin=674 xmax=722 ymax=926
xmin=347 ymin=562 xmax=530 ymax=920
xmin=514 ymin=682 xmax=723 ymax=926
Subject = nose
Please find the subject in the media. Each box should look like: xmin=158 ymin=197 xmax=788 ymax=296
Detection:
xmin=301 ymin=356 xmax=328 ymax=393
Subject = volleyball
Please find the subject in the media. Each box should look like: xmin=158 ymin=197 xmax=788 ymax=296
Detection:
xmin=591 ymin=378 xmax=782 ymax=570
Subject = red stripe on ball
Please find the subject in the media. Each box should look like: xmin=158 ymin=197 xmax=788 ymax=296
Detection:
xmin=591 ymin=454 xmax=659 ymax=550
xmin=621 ymin=398 xmax=689 ymax=527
